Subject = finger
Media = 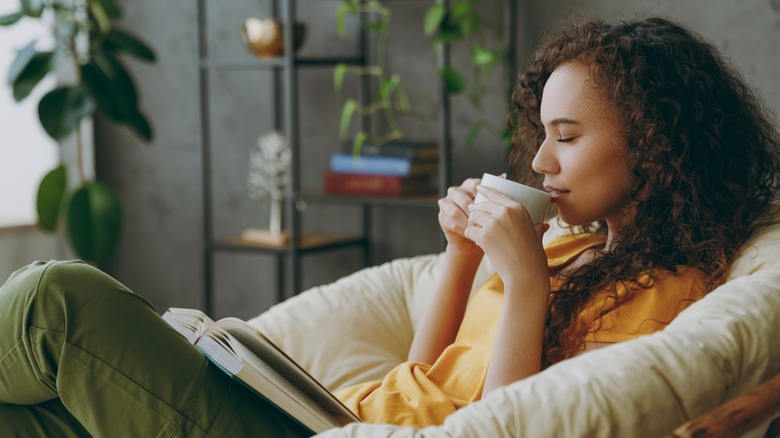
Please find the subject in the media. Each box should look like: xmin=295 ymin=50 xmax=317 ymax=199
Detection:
xmin=534 ymin=222 xmax=550 ymax=242
xmin=439 ymin=198 xmax=470 ymax=227
xmin=448 ymin=185 xmax=478 ymax=208
xmin=462 ymin=178 xmax=480 ymax=195
xmin=463 ymin=223 xmax=483 ymax=245
xmin=476 ymin=185 xmax=515 ymax=207
xmin=467 ymin=208 xmax=485 ymax=228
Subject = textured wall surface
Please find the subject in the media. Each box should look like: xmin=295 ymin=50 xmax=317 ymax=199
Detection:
xmin=95 ymin=0 xmax=780 ymax=318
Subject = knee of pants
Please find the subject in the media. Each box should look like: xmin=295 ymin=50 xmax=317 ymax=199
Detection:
xmin=28 ymin=260 xmax=156 ymax=334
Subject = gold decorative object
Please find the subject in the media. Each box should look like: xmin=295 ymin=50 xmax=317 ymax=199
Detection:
xmin=240 ymin=18 xmax=306 ymax=58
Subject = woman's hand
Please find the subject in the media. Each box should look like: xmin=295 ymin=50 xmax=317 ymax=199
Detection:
xmin=470 ymin=185 xmax=552 ymax=395
xmin=438 ymin=178 xmax=483 ymax=260
xmin=407 ymin=178 xmax=488 ymax=365
xmin=465 ymin=185 xmax=550 ymax=294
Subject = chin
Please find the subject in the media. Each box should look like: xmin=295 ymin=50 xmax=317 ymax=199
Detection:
xmin=555 ymin=208 xmax=597 ymax=228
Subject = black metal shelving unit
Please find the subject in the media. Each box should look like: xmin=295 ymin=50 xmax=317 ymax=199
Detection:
xmin=196 ymin=0 xmax=514 ymax=315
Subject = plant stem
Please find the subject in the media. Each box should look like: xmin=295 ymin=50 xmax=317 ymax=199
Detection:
xmin=71 ymin=32 xmax=86 ymax=183
xmin=375 ymin=3 xmax=400 ymax=143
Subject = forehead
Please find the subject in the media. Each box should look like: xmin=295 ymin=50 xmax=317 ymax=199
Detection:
xmin=540 ymin=62 xmax=610 ymax=124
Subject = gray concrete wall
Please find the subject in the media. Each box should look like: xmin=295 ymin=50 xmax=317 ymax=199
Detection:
xmin=94 ymin=0 xmax=779 ymax=319
xmin=0 ymin=227 xmax=63 ymax=281
xmin=519 ymin=0 xmax=780 ymax=116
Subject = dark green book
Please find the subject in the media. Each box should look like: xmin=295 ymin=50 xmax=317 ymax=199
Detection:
xmin=342 ymin=140 xmax=439 ymax=161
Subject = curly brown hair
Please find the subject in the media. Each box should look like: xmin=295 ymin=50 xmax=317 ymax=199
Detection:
xmin=507 ymin=17 xmax=780 ymax=366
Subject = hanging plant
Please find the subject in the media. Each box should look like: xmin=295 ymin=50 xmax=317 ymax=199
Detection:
xmin=1 ymin=0 xmax=156 ymax=265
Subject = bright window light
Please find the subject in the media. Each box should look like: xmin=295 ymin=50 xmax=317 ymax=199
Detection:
xmin=0 ymin=1 xmax=58 ymax=228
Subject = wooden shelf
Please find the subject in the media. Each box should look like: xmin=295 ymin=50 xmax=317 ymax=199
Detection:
xmin=212 ymin=233 xmax=366 ymax=253
xmin=297 ymin=191 xmax=440 ymax=208
xmin=199 ymin=56 xmax=364 ymax=71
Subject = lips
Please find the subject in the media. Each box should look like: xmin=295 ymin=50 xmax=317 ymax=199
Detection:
xmin=544 ymin=185 xmax=570 ymax=201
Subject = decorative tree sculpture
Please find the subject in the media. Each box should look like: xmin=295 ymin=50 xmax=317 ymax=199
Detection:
xmin=246 ymin=131 xmax=291 ymax=242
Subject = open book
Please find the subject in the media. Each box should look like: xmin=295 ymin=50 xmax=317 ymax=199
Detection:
xmin=162 ymin=307 xmax=360 ymax=434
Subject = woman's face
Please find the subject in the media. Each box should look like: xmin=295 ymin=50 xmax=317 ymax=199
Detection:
xmin=532 ymin=62 xmax=637 ymax=230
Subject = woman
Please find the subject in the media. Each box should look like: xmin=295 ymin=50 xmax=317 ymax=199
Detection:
xmin=1 ymin=16 xmax=778 ymax=437
xmin=335 ymin=16 xmax=779 ymax=426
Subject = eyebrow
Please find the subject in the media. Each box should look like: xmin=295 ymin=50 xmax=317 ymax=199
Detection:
xmin=548 ymin=117 xmax=581 ymax=127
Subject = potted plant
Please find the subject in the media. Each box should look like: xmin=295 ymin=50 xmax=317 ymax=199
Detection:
xmin=333 ymin=0 xmax=512 ymax=152
xmin=1 ymin=0 xmax=156 ymax=265
xmin=334 ymin=0 xmax=432 ymax=153
xmin=424 ymin=0 xmax=513 ymax=148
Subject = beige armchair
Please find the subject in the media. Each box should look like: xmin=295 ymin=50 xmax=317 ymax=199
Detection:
xmin=248 ymin=221 xmax=780 ymax=437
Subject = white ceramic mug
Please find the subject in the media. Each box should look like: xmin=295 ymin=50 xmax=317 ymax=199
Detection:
xmin=474 ymin=173 xmax=551 ymax=224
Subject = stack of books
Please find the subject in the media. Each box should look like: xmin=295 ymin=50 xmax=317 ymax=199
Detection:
xmin=324 ymin=141 xmax=439 ymax=198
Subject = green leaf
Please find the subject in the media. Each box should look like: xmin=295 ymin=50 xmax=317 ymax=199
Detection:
xmin=81 ymin=61 xmax=123 ymax=121
xmin=424 ymin=4 xmax=446 ymax=36
xmin=36 ymin=165 xmax=67 ymax=232
xmin=342 ymin=0 xmax=359 ymax=13
xmin=38 ymin=86 xmax=95 ymax=140
xmin=12 ymin=50 xmax=61 ymax=102
xmin=82 ymin=52 xmax=152 ymax=141
xmin=362 ymin=20 xmax=385 ymax=32
xmin=333 ymin=63 xmax=347 ymax=93
xmin=21 ymin=0 xmax=44 ymax=18
xmin=7 ymin=41 xmax=36 ymax=86
xmin=128 ymin=111 xmax=152 ymax=142
xmin=104 ymin=28 xmax=156 ymax=62
xmin=0 ymin=11 xmax=24 ymax=25
xmin=451 ymin=1 xmax=473 ymax=20
xmin=439 ymin=67 xmax=466 ymax=95
xmin=458 ymin=15 xmax=480 ymax=38
xmin=465 ymin=119 xmax=485 ymax=149
xmin=336 ymin=3 xmax=349 ymax=38
xmin=379 ymin=74 xmax=400 ymax=102
xmin=92 ymin=0 xmax=121 ymax=18
xmin=394 ymin=84 xmax=410 ymax=113
xmin=86 ymin=0 xmax=110 ymax=34
xmin=436 ymin=19 xmax=465 ymax=43
xmin=339 ymin=99 xmax=358 ymax=138
xmin=472 ymin=45 xmax=498 ymax=67
xmin=66 ymin=182 xmax=122 ymax=264
xmin=352 ymin=131 xmax=367 ymax=155
xmin=81 ymin=51 xmax=138 ymax=121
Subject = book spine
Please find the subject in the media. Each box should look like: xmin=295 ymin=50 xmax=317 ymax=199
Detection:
xmin=329 ymin=154 xmax=412 ymax=176
xmin=324 ymin=171 xmax=404 ymax=197
xmin=342 ymin=143 xmax=437 ymax=160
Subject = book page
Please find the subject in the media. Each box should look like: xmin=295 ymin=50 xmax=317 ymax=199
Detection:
xmin=162 ymin=308 xmax=214 ymax=343
xmin=205 ymin=329 xmax=339 ymax=432
xmin=211 ymin=318 xmax=360 ymax=423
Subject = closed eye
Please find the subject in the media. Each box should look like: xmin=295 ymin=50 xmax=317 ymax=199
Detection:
xmin=557 ymin=137 xmax=575 ymax=143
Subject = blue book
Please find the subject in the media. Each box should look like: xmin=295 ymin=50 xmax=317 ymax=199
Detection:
xmin=329 ymin=154 xmax=438 ymax=176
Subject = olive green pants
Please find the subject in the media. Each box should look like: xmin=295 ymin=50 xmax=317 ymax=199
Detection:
xmin=0 ymin=260 xmax=312 ymax=437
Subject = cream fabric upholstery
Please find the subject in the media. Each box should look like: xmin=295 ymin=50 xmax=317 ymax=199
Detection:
xmin=247 ymin=220 xmax=780 ymax=437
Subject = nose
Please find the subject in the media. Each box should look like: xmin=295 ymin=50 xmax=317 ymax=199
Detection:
xmin=531 ymin=138 xmax=559 ymax=175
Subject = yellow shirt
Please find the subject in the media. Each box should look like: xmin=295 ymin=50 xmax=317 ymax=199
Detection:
xmin=335 ymin=233 xmax=707 ymax=427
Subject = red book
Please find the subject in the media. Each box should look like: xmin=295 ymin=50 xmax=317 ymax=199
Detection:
xmin=324 ymin=171 xmax=437 ymax=198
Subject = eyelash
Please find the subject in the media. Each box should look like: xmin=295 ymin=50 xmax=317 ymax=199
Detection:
xmin=557 ymin=137 xmax=575 ymax=143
